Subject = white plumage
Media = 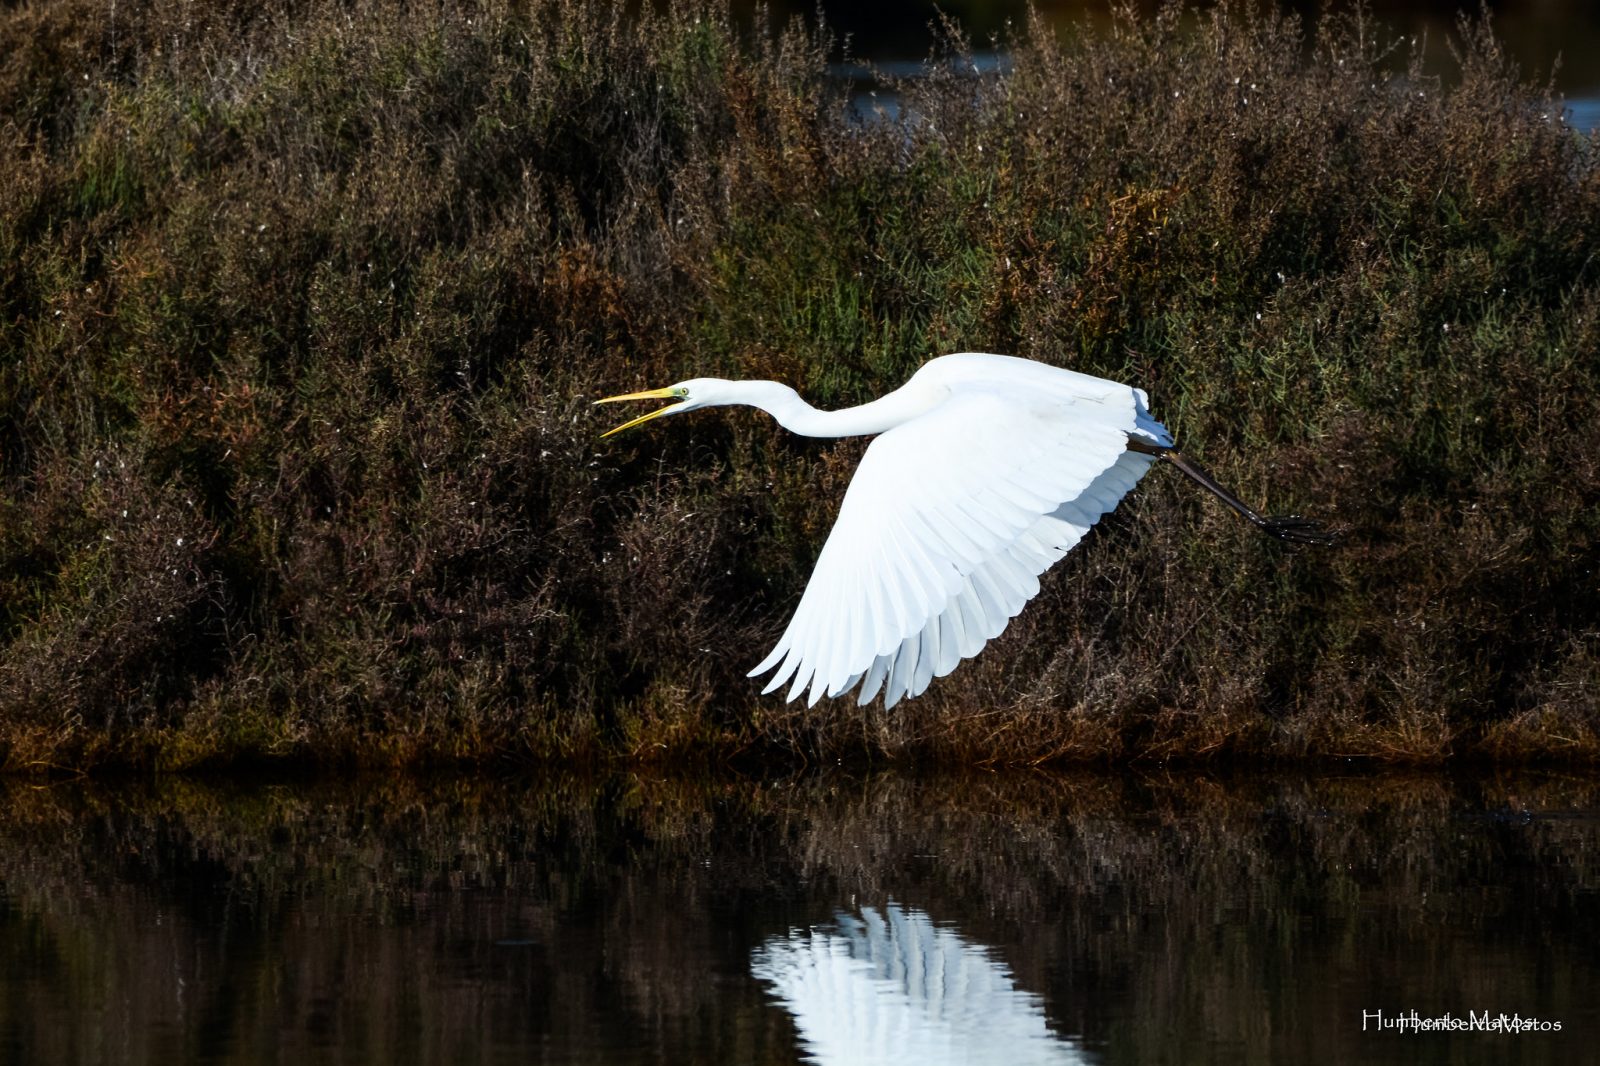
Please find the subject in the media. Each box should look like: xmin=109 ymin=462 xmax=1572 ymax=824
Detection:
xmin=597 ymin=351 xmax=1329 ymax=709
xmin=748 ymin=357 xmax=1169 ymax=708
xmin=751 ymin=902 xmax=1089 ymax=1066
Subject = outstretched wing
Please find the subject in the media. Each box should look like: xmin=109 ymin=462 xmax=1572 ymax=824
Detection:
xmin=750 ymin=382 xmax=1166 ymax=708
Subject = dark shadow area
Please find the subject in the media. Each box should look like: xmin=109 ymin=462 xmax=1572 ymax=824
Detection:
xmin=0 ymin=769 xmax=1596 ymax=1063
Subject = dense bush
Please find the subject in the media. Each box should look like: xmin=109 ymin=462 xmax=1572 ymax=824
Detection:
xmin=1 ymin=0 xmax=1596 ymax=769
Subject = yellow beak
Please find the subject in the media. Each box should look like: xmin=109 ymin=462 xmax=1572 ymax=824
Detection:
xmin=594 ymin=387 xmax=684 ymax=438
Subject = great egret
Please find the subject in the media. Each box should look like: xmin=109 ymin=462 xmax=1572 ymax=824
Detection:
xmin=597 ymin=353 xmax=1332 ymax=709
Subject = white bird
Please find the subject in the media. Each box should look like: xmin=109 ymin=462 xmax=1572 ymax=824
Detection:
xmin=597 ymin=353 xmax=1331 ymax=709
xmin=752 ymin=903 xmax=1089 ymax=1066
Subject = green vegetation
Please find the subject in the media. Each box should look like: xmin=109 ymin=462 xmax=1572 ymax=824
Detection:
xmin=2 ymin=0 xmax=1596 ymax=771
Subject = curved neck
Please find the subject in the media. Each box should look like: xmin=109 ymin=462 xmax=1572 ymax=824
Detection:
xmin=721 ymin=380 xmax=937 ymax=438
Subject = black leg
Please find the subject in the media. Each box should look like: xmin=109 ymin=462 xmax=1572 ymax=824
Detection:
xmin=1128 ymin=438 xmax=1337 ymax=546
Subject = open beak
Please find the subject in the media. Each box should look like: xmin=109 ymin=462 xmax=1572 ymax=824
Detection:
xmin=593 ymin=387 xmax=684 ymax=438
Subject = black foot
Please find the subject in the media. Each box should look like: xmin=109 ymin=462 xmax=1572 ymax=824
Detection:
xmin=1259 ymin=515 xmax=1339 ymax=546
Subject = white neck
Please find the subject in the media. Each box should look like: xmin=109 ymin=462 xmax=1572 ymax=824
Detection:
xmin=712 ymin=379 xmax=940 ymax=438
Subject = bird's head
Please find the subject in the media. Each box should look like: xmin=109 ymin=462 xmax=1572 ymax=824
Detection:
xmin=593 ymin=378 xmax=737 ymax=438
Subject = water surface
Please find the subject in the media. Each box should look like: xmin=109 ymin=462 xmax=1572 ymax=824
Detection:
xmin=806 ymin=0 xmax=1600 ymax=132
xmin=2 ymin=770 xmax=1596 ymax=1064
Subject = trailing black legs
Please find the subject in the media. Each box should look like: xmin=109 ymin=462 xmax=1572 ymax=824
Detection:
xmin=1127 ymin=438 xmax=1337 ymax=546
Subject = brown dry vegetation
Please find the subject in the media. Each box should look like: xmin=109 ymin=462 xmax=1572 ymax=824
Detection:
xmin=1 ymin=0 xmax=1597 ymax=771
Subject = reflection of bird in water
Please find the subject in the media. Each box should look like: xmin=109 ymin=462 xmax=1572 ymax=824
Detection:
xmin=599 ymin=353 xmax=1333 ymax=709
xmin=751 ymin=902 xmax=1090 ymax=1066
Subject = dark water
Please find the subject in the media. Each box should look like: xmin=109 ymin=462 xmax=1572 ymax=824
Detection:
xmin=778 ymin=0 xmax=1600 ymax=92
xmin=3 ymin=770 xmax=1598 ymax=1064
xmin=782 ymin=0 xmax=1600 ymax=131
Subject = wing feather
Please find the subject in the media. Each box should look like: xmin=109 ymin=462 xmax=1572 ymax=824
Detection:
xmin=954 ymin=579 xmax=986 ymax=656
xmin=751 ymin=379 xmax=1165 ymax=706
xmin=859 ymin=654 xmax=891 ymax=703
xmin=889 ymin=630 xmax=918 ymax=707
xmin=935 ymin=599 xmax=963 ymax=675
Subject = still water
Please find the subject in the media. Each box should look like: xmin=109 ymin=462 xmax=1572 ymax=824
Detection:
xmin=3 ymin=770 xmax=1597 ymax=1064
xmin=794 ymin=0 xmax=1600 ymax=132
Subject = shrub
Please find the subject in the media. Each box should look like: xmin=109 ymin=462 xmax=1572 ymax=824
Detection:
xmin=2 ymin=0 xmax=1596 ymax=769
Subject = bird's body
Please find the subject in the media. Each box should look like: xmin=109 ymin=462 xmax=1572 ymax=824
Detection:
xmin=598 ymin=353 xmax=1331 ymax=709
xmin=738 ymin=354 xmax=1171 ymax=709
